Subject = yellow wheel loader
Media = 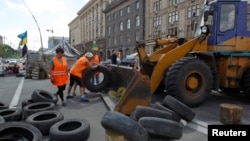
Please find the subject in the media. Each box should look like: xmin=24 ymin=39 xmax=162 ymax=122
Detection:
xmin=104 ymin=0 xmax=250 ymax=115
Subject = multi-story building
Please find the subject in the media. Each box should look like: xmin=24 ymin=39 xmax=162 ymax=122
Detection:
xmin=145 ymin=0 xmax=204 ymax=54
xmin=69 ymin=0 xmax=114 ymax=60
xmin=69 ymin=0 xmax=206 ymax=58
xmin=104 ymin=0 xmax=145 ymax=59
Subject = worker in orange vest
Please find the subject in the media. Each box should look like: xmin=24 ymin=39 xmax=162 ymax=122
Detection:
xmin=67 ymin=52 xmax=98 ymax=102
xmin=91 ymin=48 xmax=101 ymax=84
xmin=49 ymin=47 xmax=68 ymax=106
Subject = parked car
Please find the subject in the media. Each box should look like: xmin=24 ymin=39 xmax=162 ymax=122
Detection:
xmin=120 ymin=58 xmax=135 ymax=67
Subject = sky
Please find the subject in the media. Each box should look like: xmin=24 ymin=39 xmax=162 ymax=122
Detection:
xmin=0 ymin=0 xmax=89 ymax=51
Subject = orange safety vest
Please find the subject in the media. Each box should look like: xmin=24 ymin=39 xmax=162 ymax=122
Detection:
xmin=51 ymin=57 xmax=68 ymax=86
xmin=91 ymin=55 xmax=100 ymax=75
xmin=70 ymin=56 xmax=88 ymax=78
xmin=91 ymin=54 xmax=100 ymax=64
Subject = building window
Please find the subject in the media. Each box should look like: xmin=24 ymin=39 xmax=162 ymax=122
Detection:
xmin=188 ymin=4 xmax=200 ymax=18
xmin=114 ymin=24 xmax=116 ymax=32
xmin=120 ymin=9 xmax=123 ymax=16
xmin=196 ymin=4 xmax=200 ymax=16
xmin=168 ymin=13 xmax=172 ymax=23
xmin=136 ymin=31 xmax=140 ymax=41
xmin=175 ymin=11 xmax=178 ymax=21
xmin=108 ymin=26 xmax=111 ymax=34
xmin=127 ymin=19 xmax=131 ymax=29
xmin=127 ymin=35 xmax=130 ymax=43
xmin=119 ymin=35 xmax=123 ymax=44
xmin=120 ymin=21 xmax=123 ymax=31
xmin=127 ymin=6 xmax=130 ymax=13
xmin=154 ymin=0 xmax=162 ymax=12
xmin=136 ymin=16 xmax=140 ymax=26
xmin=135 ymin=1 xmax=139 ymax=9
xmin=170 ymin=0 xmax=178 ymax=6
xmin=153 ymin=16 xmax=161 ymax=28
xmin=188 ymin=7 xmax=191 ymax=18
xmin=108 ymin=37 xmax=111 ymax=46
xmin=114 ymin=38 xmax=117 ymax=45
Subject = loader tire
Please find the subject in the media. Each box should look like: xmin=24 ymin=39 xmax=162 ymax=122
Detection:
xmin=83 ymin=65 xmax=111 ymax=92
xmin=163 ymin=95 xmax=195 ymax=122
xmin=0 ymin=121 xmax=43 ymax=141
xmin=101 ymin=111 xmax=148 ymax=141
xmin=165 ymin=57 xmax=212 ymax=107
xmin=138 ymin=117 xmax=183 ymax=139
xmin=242 ymin=69 xmax=250 ymax=98
xmin=49 ymin=118 xmax=90 ymax=141
xmin=31 ymin=89 xmax=58 ymax=104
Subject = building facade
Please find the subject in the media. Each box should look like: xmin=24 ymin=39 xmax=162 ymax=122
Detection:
xmin=68 ymin=0 xmax=114 ymax=60
xmin=69 ymin=0 xmax=207 ymax=58
xmin=104 ymin=0 xmax=145 ymax=59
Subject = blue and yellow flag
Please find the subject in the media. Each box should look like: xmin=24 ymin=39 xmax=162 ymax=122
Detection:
xmin=17 ymin=31 xmax=27 ymax=46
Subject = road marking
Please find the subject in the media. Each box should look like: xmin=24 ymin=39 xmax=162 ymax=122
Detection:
xmin=9 ymin=77 xmax=24 ymax=108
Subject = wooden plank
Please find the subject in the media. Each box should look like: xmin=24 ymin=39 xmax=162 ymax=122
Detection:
xmin=105 ymin=129 xmax=128 ymax=141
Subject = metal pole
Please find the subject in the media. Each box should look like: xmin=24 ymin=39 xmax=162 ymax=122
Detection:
xmin=21 ymin=0 xmax=44 ymax=60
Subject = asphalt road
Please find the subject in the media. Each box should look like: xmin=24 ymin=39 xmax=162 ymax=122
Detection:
xmin=0 ymin=75 xmax=250 ymax=141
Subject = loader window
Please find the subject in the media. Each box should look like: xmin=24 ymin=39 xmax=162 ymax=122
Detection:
xmin=220 ymin=4 xmax=235 ymax=32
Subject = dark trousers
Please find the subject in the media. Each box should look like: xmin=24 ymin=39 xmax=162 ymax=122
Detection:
xmin=57 ymin=84 xmax=66 ymax=101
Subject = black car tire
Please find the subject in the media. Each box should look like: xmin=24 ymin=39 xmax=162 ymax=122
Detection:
xmin=21 ymin=98 xmax=35 ymax=109
xmin=101 ymin=111 xmax=148 ymax=141
xmin=0 ymin=108 xmax=22 ymax=122
xmin=25 ymin=110 xmax=64 ymax=136
xmin=0 ymin=116 xmax=5 ymax=124
xmin=163 ymin=95 xmax=196 ymax=122
xmin=150 ymin=102 xmax=181 ymax=122
xmin=138 ymin=117 xmax=183 ymax=139
xmin=49 ymin=118 xmax=90 ymax=141
xmin=0 ymin=102 xmax=8 ymax=110
xmin=83 ymin=65 xmax=111 ymax=92
xmin=0 ymin=121 xmax=43 ymax=141
xmin=22 ymin=102 xmax=55 ymax=120
xmin=135 ymin=105 xmax=172 ymax=121
xmin=31 ymin=89 xmax=58 ymax=104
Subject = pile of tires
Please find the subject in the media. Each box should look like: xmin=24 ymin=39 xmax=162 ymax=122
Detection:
xmin=0 ymin=89 xmax=91 ymax=141
xmin=101 ymin=95 xmax=196 ymax=140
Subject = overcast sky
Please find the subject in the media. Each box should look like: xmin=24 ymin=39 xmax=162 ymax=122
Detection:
xmin=0 ymin=0 xmax=89 ymax=51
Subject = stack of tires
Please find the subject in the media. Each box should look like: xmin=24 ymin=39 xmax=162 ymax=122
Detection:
xmin=0 ymin=89 xmax=91 ymax=141
xmin=101 ymin=95 xmax=196 ymax=140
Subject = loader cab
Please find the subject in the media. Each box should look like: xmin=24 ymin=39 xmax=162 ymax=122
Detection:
xmin=204 ymin=0 xmax=250 ymax=52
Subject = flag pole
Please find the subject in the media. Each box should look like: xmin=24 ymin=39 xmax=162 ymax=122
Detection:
xmin=21 ymin=0 xmax=44 ymax=61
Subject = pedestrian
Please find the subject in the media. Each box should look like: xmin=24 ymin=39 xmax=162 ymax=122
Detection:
xmin=66 ymin=52 xmax=98 ymax=102
xmin=134 ymin=53 xmax=140 ymax=70
xmin=49 ymin=47 xmax=68 ymax=106
xmin=70 ymin=53 xmax=84 ymax=97
xmin=111 ymin=49 xmax=118 ymax=64
xmin=91 ymin=48 xmax=101 ymax=84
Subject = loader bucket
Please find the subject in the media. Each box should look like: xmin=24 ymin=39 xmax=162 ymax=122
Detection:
xmin=107 ymin=65 xmax=151 ymax=115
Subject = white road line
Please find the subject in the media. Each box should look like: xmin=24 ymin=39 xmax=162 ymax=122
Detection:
xmin=9 ymin=77 xmax=24 ymax=108
xmin=181 ymin=118 xmax=208 ymax=135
